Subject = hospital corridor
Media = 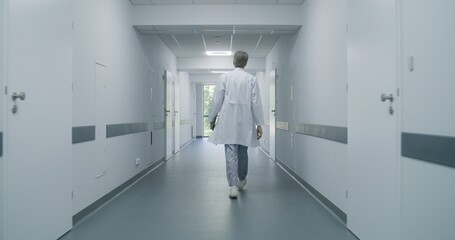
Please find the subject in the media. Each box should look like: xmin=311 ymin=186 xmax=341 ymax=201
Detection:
xmin=60 ymin=140 xmax=358 ymax=240
xmin=0 ymin=0 xmax=454 ymax=240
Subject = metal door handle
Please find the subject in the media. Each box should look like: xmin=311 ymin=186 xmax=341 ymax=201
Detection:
xmin=381 ymin=94 xmax=395 ymax=115
xmin=12 ymin=92 xmax=26 ymax=101
xmin=381 ymin=94 xmax=393 ymax=102
xmin=11 ymin=92 xmax=26 ymax=114
xmin=271 ymin=110 xmax=276 ymax=112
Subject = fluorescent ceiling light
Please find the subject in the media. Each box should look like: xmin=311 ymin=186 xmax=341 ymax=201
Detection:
xmin=206 ymin=51 xmax=232 ymax=56
xmin=211 ymin=70 xmax=229 ymax=74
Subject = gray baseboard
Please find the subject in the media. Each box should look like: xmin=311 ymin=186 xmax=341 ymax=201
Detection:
xmin=276 ymin=159 xmax=347 ymax=224
xmin=259 ymin=146 xmax=270 ymax=157
xmin=180 ymin=138 xmax=194 ymax=150
xmin=73 ymin=158 xmax=164 ymax=226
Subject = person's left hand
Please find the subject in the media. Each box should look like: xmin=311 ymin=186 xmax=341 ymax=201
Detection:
xmin=210 ymin=122 xmax=215 ymax=130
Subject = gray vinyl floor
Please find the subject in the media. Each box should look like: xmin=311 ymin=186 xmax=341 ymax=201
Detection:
xmin=61 ymin=139 xmax=358 ymax=240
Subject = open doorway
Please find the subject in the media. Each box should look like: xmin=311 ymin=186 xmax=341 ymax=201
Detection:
xmin=202 ymin=84 xmax=216 ymax=137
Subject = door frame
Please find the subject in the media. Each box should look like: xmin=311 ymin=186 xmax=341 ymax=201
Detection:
xmin=174 ymin=73 xmax=180 ymax=153
xmin=164 ymin=69 xmax=174 ymax=160
xmin=269 ymin=68 xmax=277 ymax=161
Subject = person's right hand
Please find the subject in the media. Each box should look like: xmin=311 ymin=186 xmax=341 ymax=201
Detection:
xmin=210 ymin=122 xmax=215 ymax=130
xmin=256 ymin=126 xmax=263 ymax=140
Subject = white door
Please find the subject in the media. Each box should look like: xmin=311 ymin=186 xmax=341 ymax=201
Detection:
xmin=347 ymin=0 xmax=401 ymax=240
xmin=147 ymin=69 xmax=155 ymax=166
xmin=165 ymin=70 xmax=174 ymax=160
xmin=174 ymin=74 xmax=180 ymax=152
xmin=0 ymin=0 xmax=5 ymax=236
xmin=269 ymin=69 xmax=277 ymax=161
xmin=3 ymin=0 xmax=73 ymax=239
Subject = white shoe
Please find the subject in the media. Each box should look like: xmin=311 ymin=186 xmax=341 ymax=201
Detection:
xmin=229 ymin=186 xmax=239 ymax=198
xmin=237 ymin=179 xmax=247 ymax=191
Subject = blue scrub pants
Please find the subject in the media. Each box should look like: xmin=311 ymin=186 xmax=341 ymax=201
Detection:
xmin=224 ymin=144 xmax=248 ymax=187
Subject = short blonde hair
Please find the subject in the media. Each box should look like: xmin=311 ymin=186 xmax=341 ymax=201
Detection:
xmin=233 ymin=51 xmax=249 ymax=68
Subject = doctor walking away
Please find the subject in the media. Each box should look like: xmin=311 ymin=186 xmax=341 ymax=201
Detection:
xmin=208 ymin=51 xmax=265 ymax=199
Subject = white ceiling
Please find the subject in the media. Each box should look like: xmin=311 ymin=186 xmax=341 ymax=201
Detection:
xmin=135 ymin=25 xmax=300 ymax=58
xmin=129 ymin=0 xmax=304 ymax=5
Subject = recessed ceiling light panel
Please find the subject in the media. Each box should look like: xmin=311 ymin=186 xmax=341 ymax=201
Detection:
xmin=206 ymin=51 xmax=233 ymax=56
xmin=211 ymin=70 xmax=229 ymax=74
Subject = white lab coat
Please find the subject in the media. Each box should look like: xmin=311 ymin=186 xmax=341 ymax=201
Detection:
xmin=208 ymin=68 xmax=265 ymax=147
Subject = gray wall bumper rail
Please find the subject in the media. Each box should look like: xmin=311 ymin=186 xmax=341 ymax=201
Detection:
xmin=0 ymin=132 xmax=3 ymax=156
xmin=296 ymin=124 xmax=347 ymax=144
xmin=402 ymin=132 xmax=455 ymax=168
xmin=107 ymin=123 xmax=148 ymax=138
xmin=72 ymin=126 xmax=96 ymax=144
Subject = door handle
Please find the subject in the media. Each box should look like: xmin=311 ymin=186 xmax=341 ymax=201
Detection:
xmin=381 ymin=94 xmax=394 ymax=115
xmin=12 ymin=92 xmax=26 ymax=101
xmin=380 ymin=94 xmax=393 ymax=102
xmin=11 ymin=92 xmax=26 ymax=114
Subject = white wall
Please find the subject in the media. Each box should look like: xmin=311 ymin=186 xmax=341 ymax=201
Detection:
xmin=295 ymin=0 xmax=348 ymax=212
xmin=266 ymin=0 xmax=348 ymax=212
xmin=72 ymin=0 xmax=153 ymax=215
xmin=178 ymin=71 xmax=195 ymax=147
xmin=401 ymin=1 xmax=455 ymax=239
xmin=190 ymin=74 xmax=221 ymax=84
